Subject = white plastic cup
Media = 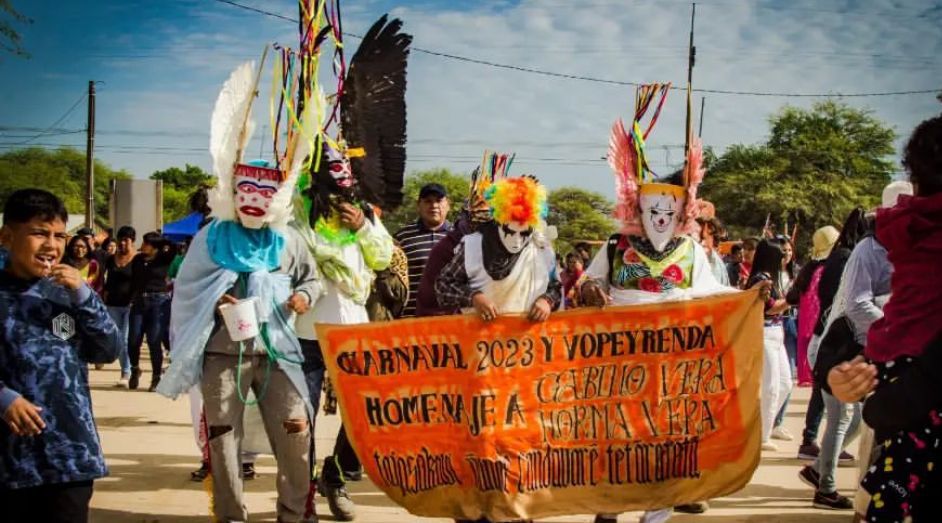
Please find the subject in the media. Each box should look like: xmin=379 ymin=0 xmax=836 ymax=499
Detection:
xmin=219 ymin=297 xmax=260 ymax=342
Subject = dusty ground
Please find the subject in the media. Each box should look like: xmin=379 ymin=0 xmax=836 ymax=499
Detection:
xmin=87 ymin=363 xmax=860 ymax=523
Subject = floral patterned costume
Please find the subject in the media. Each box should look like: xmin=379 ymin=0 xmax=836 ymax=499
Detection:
xmin=581 ymin=234 xmax=728 ymax=307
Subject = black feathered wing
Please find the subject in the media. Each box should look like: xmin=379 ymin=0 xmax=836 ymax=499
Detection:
xmin=340 ymin=14 xmax=412 ymax=211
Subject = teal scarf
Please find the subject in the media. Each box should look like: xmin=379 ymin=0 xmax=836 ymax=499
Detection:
xmin=207 ymin=220 xmax=284 ymax=273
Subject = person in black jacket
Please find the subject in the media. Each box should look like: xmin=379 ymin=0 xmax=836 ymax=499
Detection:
xmin=127 ymin=232 xmax=174 ymax=391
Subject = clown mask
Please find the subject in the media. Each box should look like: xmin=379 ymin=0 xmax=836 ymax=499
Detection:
xmin=498 ymin=221 xmax=533 ymax=254
xmin=328 ymin=158 xmax=354 ymax=189
xmin=233 ymin=163 xmax=284 ymax=229
xmin=325 ymin=146 xmax=355 ymax=190
xmin=639 ymin=183 xmax=686 ymax=252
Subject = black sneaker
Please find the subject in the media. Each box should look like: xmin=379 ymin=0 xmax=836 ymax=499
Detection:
xmin=798 ymin=465 xmax=820 ymax=490
xmin=594 ymin=516 xmax=618 ymax=523
xmin=838 ymin=450 xmax=855 ymax=466
xmin=675 ymin=501 xmax=709 ymax=513
xmin=242 ymin=462 xmax=256 ymax=480
xmin=797 ymin=442 xmax=819 ymax=460
xmin=813 ymin=490 xmax=853 ymax=510
xmin=190 ymin=461 xmax=210 ymax=482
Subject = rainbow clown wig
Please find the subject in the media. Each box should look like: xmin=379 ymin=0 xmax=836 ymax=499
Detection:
xmin=483 ymin=176 xmax=548 ymax=228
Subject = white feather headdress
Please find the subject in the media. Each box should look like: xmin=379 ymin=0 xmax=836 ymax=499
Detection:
xmin=208 ymin=61 xmax=257 ymax=223
xmin=207 ymin=61 xmax=312 ymax=232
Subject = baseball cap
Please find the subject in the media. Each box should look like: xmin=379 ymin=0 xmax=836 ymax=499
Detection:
xmin=419 ymin=183 xmax=447 ymax=199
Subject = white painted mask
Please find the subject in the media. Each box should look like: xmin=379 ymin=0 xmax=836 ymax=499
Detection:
xmin=639 ymin=184 xmax=686 ymax=252
xmin=326 ymin=147 xmax=355 ymax=189
xmin=233 ymin=163 xmax=283 ymax=229
xmin=498 ymin=221 xmax=533 ymax=254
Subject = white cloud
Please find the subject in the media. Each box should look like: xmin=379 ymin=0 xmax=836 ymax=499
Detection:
xmin=35 ymin=0 xmax=940 ymax=198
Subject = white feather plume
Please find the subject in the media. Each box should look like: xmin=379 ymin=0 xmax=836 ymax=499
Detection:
xmin=208 ymin=61 xmax=257 ymax=222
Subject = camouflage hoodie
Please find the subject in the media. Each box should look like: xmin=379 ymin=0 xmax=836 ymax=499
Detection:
xmin=0 ymin=271 xmax=121 ymax=489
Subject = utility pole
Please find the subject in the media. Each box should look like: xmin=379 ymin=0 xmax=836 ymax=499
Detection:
xmin=684 ymin=3 xmax=697 ymax=156
xmin=85 ymin=80 xmax=96 ymax=229
xmin=698 ymin=96 xmax=706 ymax=138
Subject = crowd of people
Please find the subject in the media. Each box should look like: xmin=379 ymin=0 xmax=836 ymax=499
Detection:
xmin=1 ymin=66 xmax=939 ymax=523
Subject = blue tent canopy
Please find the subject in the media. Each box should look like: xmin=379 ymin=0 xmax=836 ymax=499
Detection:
xmin=162 ymin=212 xmax=203 ymax=242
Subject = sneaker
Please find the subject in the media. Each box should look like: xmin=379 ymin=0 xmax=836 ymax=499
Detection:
xmin=594 ymin=516 xmax=618 ymax=523
xmin=191 ymin=461 xmax=210 ymax=482
xmin=128 ymin=368 xmax=142 ymax=390
xmin=797 ymin=442 xmax=820 ymax=460
xmin=798 ymin=465 xmax=820 ymax=490
xmin=813 ymin=490 xmax=853 ymax=510
xmin=324 ymin=484 xmax=356 ymax=521
xmin=761 ymin=441 xmax=778 ymax=451
xmin=771 ymin=426 xmax=794 ymax=441
xmin=242 ymin=462 xmax=256 ymax=480
xmin=838 ymin=450 xmax=855 ymax=466
xmin=675 ymin=501 xmax=709 ymax=513
xmin=115 ymin=374 xmax=130 ymax=389
xmin=147 ymin=375 xmax=161 ymax=392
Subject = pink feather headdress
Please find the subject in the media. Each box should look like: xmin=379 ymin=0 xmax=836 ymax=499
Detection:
xmin=606 ymin=83 xmax=706 ymax=235
xmin=679 ymin=135 xmax=706 ymax=235
xmin=608 ymin=119 xmax=643 ymax=235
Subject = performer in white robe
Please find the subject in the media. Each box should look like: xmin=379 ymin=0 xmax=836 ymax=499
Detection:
xmin=580 ymin=83 xmax=735 ymax=523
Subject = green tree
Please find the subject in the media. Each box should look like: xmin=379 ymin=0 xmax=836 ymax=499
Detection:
xmin=0 ymin=147 xmax=131 ymax=226
xmin=701 ymin=100 xmax=895 ymax=254
xmin=547 ymin=186 xmax=616 ymax=255
xmin=381 ymin=168 xmax=470 ymax=235
xmin=150 ymin=164 xmax=214 ymax=223
xmin=1 ymin=0 xmax=30 ymax=57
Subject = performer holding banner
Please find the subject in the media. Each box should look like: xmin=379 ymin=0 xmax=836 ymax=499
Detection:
xmin=436 ymin=174 xmax=561 ymax=324
xmin=435 ymin=170 xmax=558 ymax=523
xmin=580 ymin=83 xmax=735 ymax=523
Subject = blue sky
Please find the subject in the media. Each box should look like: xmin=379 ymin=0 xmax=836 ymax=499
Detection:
xmin=1 ymin=0 xmax=940 ymax=196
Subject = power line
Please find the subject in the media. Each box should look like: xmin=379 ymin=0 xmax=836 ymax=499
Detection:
xmin=209 ymin=0 xmax=940 ymax=98
xmin=12 ymin=93 xmax=88 ymax=146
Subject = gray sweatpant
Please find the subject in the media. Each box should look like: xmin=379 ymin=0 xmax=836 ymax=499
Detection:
xmin=202 ymin=353 xmax=310 ymax=523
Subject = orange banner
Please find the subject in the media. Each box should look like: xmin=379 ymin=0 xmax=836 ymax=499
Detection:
xmin=316 ymin=290 xmax=764 ymax=520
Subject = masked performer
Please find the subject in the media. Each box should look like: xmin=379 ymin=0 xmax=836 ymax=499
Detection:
xmin=156 ymin=58 xmax=321 ymax=523
xmin=580 ymin=84 xmax=732 ymax=523
xmin=290 ymin=14 xmax=411 ymax=522
xmin=433 ymin=174 xmax=557 ymax=523
xmin=436 ymin=175 xmax=560 ymax=324
xmin=416 ymin=151 xmax=512 ymax=317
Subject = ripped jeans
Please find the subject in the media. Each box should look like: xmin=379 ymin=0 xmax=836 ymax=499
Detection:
xmin=202 ymin=353 xmax=310 ymax=523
